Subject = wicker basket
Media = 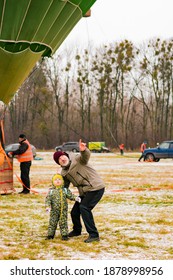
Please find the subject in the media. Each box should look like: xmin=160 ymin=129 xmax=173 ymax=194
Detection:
xmin=0 ymin=157 xmax=14 ymax=194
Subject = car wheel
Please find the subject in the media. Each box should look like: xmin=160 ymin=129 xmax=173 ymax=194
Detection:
xmin=144 ymin=153 xmax=155 ymax=162
xmin=72 ymin=148 xmax=78 ymax=153
xmin=56 ymin=148 xmax=62 ymax=151
xmin=92 ymin=149 xmax=100 ymax=153
xmin=155 ymin=158 xmax=160 ymax=162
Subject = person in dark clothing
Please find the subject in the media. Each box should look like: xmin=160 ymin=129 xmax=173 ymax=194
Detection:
xmin=138 ymin=141 xmax=147 ymax=162
xmin=8 ymin=134 xmax=33 ymax=194
xmin=119 ymin=143 xmax=124 ymax=155
xmin=53 ymin=139 xmax=105 ymax=243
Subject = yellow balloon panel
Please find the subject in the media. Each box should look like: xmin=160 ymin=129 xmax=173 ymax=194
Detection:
xmin=0 ymin=47 xmax=44 ymax=104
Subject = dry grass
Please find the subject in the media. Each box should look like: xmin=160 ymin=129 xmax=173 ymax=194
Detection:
xmin=0 ymin=152 xmax=173 ymax=260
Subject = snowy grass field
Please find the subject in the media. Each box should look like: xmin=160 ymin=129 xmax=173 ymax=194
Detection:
xmin=0 ymin=152 xmax=173 ymax=260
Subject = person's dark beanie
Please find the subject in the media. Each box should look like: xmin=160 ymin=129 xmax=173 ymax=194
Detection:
xmin=19 ymin=134 xmax=26 ymax=139
xmin=53 ymin=151 xmax=69 ymax=165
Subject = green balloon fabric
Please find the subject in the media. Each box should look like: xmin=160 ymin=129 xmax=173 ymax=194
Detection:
xmin=0 ymin=0 xmax=96 ymax=104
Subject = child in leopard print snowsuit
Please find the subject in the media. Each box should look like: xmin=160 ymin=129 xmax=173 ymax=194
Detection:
xmin=45 ymin=174 xmax=81 ymax=240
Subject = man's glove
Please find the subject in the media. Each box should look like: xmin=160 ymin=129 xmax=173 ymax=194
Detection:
xmin=46 ymin=207 xmax=51 ymax=213
xmin=75 ymin=196 xmax=81 ymax=203
xmin=7 ymin=152 xmax=13 ymax=158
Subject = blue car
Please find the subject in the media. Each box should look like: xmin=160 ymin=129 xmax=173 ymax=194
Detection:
xmin=143 ymin=141 xmax=173 ymax=162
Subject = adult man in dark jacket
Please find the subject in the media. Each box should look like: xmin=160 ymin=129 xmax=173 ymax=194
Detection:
xmin=8 ymin=134 xmax=33 ymax=194
xmin=138 ymin=141 xmax=147 ymax=162
xmin=53 ymin=139 xmax=105 ymax=243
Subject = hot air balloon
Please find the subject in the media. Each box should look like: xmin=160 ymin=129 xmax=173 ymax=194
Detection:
xmin=0 ymin=0 xmax=96 ymax=105
xmin=0 ymin=0 xmax=96 ymax=194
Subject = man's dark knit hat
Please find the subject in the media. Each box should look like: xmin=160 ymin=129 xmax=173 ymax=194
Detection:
xmin=19 ymin=134 xmax=26 ymax=139
xmin=53 ymin=151 xmax=69 ymax=165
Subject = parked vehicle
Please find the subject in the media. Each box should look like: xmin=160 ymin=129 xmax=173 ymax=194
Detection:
xmin=143 ymin=141 xmax=173 ymax=162
xmin=88 ymin=142 xmax=110 ymax=153
xmin=55 ymin=142 xmax=80 ymax=153
xmin=5 ymin=143 xmax=37 ymax=158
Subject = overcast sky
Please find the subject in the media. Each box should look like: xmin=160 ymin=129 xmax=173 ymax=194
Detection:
xmin=60 ymin=0 xmax=173 ymax=50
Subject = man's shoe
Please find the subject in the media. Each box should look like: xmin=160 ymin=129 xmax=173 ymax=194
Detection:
xmin=45 ymin=236 xmax=54 ymax=240
xmin=62 ymin=236 xmax=69 ymax=241
xmin=19 ymin=190 xmax=30 ymax=194
xmin=68 ymin=231 xmax=81 ymax=237
xmin=84 ymin=236 xmax=100 ymax=243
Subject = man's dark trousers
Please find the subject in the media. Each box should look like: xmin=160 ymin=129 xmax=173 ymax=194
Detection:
xmin=71 ymin=188 xmax=105 ymax=237
xmin=20 ymin=161 xmax=31 ymax=193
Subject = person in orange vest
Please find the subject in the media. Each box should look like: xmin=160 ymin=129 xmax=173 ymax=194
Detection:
xmin=8 ymin=134 xmax=33 ymax=194
xmin=119 ymin=143 xmax=124 ymax=155
xmin=138 ymin=141 xmax=147 ymax=162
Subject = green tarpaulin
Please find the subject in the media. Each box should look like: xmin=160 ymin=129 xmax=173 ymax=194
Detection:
xmin=0 ymin=0 xmax=96 ymax=104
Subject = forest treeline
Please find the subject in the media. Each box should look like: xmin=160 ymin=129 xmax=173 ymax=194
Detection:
xmin=2 ymin=37 xmax=173 ymax=150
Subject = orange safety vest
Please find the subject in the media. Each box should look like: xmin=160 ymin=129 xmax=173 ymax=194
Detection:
xmin=119 ymin=144 xmax=124 ymax=150
xmin=17 ymin=139 xmax=33 ymax=162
